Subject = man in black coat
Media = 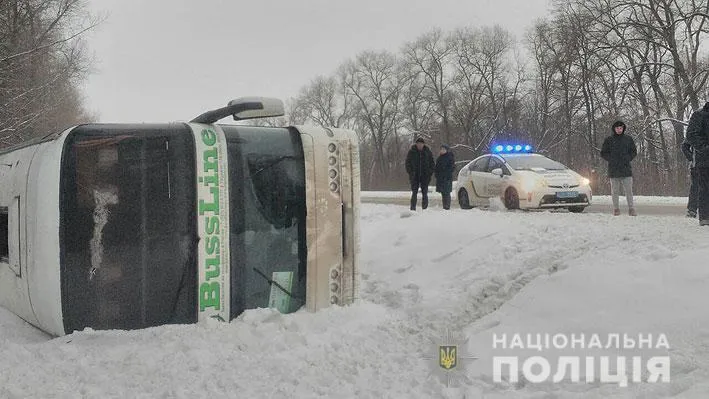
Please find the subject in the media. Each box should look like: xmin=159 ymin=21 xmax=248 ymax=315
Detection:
xmin=684 ymin=102 xmax=709 ymax=226
xmin=681 ymin=139 xmax=699 ymax=218
xmin=405 ymin=137 xmax=435 ymax=210
xmin=600 ymin=121 xmax=638 ymax=216
xmin=435 ymin=144 xmax=455 ymax=210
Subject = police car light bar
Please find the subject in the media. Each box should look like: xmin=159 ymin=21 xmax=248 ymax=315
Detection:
xmin=492 ymin=144 xmax=533 ymax=153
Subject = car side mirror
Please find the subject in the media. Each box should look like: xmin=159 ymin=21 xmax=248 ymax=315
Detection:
xmin=491 ymin=168 xmax=503 ymax=177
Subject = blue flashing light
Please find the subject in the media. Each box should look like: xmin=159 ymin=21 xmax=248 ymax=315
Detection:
xmin=491 ymin=143 xmax=534 ymax=154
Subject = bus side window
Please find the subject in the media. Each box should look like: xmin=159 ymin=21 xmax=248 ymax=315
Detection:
xmin=0 ymin=197 xmax=20 ymax=276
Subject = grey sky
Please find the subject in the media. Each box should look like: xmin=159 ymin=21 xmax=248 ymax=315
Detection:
xmin=81 ymin=0 xmax=551 ymax=123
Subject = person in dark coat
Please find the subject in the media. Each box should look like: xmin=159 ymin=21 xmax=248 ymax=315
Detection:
xmin=435 ymin=144 xmax=455 ymax=210
xmin=684 ymin=102 xmax=709 ymax=226
xmin=600 ymin=121 xmax=638 ymax=216
xmin=681 ymin=139 xmax=699 ymax=218
xmin=405 ymin=137 xmax=435 ymax=210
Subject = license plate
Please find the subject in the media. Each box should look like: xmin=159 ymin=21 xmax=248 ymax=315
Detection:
xmin=556 ymin=191 xmax=578 ymax=198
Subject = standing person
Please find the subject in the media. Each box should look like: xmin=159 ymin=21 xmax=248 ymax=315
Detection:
xmin=681 ymin=139 xmax=699 ymax=218
xmin=405 ymin=137 xmax=435 ymax=211
xmin=684 ymin=102 xmax=709 ymax=226
xmin=600 ymin=120 xmax=638 ymax=216
xmin=435 ymin=144 xmax=455 ymax=210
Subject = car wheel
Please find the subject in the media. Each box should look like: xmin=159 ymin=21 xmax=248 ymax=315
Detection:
xmin=568 ymin=206 xmax=585 ymax=213
xmin=504 ymin=188 xmax=520 ymax=210
xmin=458 ymin=189 xmax=473 ymax=209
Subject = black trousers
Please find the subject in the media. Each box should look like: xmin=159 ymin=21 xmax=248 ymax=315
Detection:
xmin=441 ymin=192 xmax=451 ymax=210
xmin=410 ymin=178 xmax=430 ymax=210
xmin=688 ymin=167 xmax=699 ymax=213
xmin=697 ymin=167 xmax=709 ymax=221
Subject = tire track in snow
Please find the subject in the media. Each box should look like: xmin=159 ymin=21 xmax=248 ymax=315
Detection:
xmin=360 ymin=208 xmax=709 ymax=355
xmin=430 ymin=232 xmax=499 ymax=263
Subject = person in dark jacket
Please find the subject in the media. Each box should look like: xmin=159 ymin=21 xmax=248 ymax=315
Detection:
xmin=684 ymin=102 xmax=709 ymax=226
xmin=405 ymin=137 xmax=435 ymax=210
xmin=681 ymin=139 xmax=699 ymax=218
xmin=600 ymin=121 xmax=638 ymax=216
xmin=435 ymin=144 xmax=455 ymax=210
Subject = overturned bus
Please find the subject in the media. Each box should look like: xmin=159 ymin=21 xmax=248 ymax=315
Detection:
xmin=0 ymin=97 xmax=360 ymax=336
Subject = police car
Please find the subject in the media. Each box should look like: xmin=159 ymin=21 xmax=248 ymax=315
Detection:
xmin=456 ymin=144 xmax=592 ymax=212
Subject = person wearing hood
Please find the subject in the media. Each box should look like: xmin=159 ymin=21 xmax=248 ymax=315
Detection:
xmin=600 ymin=120 xmax=638 ymax=216
xmin=405 ymin=137 xmax=435 ymax=210
xmin=435 ymin=144 xmax=455 ymax=210
xmin=685 ymin=102 xmax=709 ymax=226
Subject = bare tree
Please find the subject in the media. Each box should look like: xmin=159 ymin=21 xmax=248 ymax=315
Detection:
xmin=398 ymin=68 xmax=437 ymax=140
xmin=0 ymin=0 xmax=102 ymax=148
xmin=340 ymin=50 xmax=404 ymax=188
xmin=525 ymin=20 xmax=565 ymax=154
xmin=291 ymin=75 xmax=353 ymax=129
xmin=401 ymin=28 xmax=456 ymax=144
xmin=450 ymin=25 xmax=517 ymax=152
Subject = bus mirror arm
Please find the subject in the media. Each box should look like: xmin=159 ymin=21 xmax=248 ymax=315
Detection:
xmin=190 ymin=97 xmax=285 ymax=124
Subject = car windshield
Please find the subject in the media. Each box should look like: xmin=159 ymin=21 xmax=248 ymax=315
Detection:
xmin=502 ymin=154 xmax=567 ymax=171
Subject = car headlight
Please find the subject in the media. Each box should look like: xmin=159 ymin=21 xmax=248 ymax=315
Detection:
xmin=580 ymin=177 xmax=590 ymax=186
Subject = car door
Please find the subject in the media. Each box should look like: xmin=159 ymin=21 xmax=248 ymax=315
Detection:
xmin=483 ymin=156 xmax=508 ymax=197
xmin=466 ymin=156 xmax=490 ymax=204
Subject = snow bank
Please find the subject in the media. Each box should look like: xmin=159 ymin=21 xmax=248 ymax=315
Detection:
xmin=1 ymin=204 xmax=707 ymax=398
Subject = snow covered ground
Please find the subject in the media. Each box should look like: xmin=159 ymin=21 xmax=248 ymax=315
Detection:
xmin=2 ymin=202 xmax=708 ymax=398
xmin=361 ymin=189 xmax=689 ymax=206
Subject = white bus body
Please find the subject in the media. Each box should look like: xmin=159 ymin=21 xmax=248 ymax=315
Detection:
xmin=0 ymin=98 xmax=360 ymax=336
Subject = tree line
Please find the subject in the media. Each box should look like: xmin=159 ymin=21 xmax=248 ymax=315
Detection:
xmin=254 ymin=0 xmax=709 ymax=195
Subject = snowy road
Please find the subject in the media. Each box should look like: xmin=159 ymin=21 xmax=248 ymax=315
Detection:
xmin=1 ymin=203 xmax=707 ymax=398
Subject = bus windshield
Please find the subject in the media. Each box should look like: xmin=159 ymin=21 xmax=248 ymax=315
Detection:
xmin=220 ymin=125 xmax=307 ymax=320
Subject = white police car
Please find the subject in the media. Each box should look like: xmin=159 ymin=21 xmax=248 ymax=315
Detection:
xmin=456 ymin=144 xmax=592 ymax=212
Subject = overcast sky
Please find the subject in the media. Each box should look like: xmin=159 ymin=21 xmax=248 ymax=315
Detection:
xmin=80 ymin=0 xmax=551 ymax=123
